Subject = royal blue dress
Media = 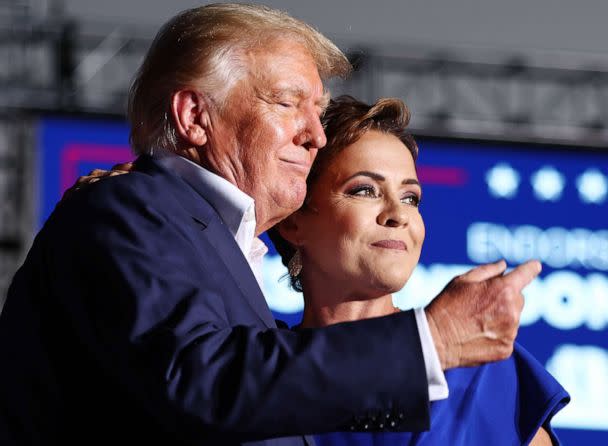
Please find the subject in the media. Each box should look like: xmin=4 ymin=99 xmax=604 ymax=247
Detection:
xmin=315 ymin=343 xmax=569 ymax=446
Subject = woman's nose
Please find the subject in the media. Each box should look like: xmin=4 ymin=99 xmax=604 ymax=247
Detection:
xmin=378 ymin=199 xmax=408 ymax=227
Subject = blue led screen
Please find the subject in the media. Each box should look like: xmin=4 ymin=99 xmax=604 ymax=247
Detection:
xmin=39 ymin=117 xmax=608 ymax=444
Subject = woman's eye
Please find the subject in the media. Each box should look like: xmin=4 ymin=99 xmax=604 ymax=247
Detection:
xmin=401 ymin=194 xmax=421 ymax=207
xmin=348 ymin=185 xmax=377 ymax=198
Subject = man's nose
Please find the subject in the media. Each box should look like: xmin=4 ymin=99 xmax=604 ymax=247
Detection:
xmin=309 ymin=114 xmax=327 ymax=149
xmin=294 ymin=112 xmax=327 ymax=150
xmin=377 ymin=198 xmax=408 ymax=227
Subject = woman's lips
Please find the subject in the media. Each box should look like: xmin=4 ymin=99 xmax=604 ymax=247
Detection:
xmin=371 ymin=240 xmax=407 ymax=251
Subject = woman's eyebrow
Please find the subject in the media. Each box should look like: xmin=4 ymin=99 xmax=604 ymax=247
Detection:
xmin=343 ymin=171 xmax=386 ymax=183
xmin=343 ymin=171 xmax=421 ymax=187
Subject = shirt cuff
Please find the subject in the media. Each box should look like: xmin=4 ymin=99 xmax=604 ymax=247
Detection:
xmin=414 ymin=307 xmax=449 ymax=401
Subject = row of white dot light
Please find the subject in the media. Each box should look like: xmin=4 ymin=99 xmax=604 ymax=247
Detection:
xmin=485 ymin=164 xmax=608 ymax=203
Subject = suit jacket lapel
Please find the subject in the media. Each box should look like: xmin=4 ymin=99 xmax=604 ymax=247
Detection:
xmin=133 ymin=155 xmax=277 ymax=329
xmin=203 ymin=218 xmax=277 ymax=328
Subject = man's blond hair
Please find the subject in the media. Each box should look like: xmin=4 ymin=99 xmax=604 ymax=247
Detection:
xmin=128 ymin=3 xmax=351 ymax=154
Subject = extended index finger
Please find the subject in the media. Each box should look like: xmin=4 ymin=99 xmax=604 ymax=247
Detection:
xmin=459 ymin=259 xmax=507 ymax=283
xmin=502 ymin=260 xmax=542 ymax=291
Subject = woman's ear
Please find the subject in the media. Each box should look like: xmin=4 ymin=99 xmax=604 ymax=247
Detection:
xmin=171 ymin=89 xmax=210 ymax=146
xmin=276 ymin=212 xmax=305 ymax=247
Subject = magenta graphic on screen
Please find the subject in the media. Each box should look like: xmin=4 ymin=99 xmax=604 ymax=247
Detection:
xmin=60 ymin=144 xmax=133 ymax=194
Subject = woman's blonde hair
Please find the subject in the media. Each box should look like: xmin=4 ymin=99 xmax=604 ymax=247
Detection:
xmin=128 ymin=3 xmax=351 ymax=154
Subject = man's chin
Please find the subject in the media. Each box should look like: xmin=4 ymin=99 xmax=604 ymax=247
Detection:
xmin=279 ymin=194 xmax=306 ymax=216
xmin=281 ymin=180 xmax=307 ymax=208
xmin=257 ymin=192 xmax=306 ymax=232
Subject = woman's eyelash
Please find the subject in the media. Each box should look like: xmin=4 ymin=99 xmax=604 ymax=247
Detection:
xmin=346 ymin=184 xmax=422 ymax=207
xmin=346 ymin=184 xmax=377 ymax=197
xmin=402 ymin=194 xmax=421 ymax=207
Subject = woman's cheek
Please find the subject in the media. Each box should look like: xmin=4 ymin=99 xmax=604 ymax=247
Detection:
xmin=414 ymin=214 xmax=426 ymax=247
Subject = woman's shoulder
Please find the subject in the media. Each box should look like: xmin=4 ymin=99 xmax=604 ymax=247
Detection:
xmin=438 ymin=342 xmax=569 ymax=445
xmin=445 ymin=343 xmax=562 ymax=388
xmin=443 ymin=342 xmax=568 ymax=413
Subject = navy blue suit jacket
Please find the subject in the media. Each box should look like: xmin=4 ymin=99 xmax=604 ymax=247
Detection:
xmin=0 ymin=156 xmax=429 ymax=445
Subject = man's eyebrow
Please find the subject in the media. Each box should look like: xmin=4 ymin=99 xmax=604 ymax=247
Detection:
xmin=317 ymin=91 xmax=330 ymax=111
xmin=270 ymin=87 xmax=330 ymax=109
xmin=271 ymin=86 xmax=309 ymax=98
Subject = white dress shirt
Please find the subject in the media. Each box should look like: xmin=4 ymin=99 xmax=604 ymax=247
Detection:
xmin=153 ymin=149 xmax=448 ymax=401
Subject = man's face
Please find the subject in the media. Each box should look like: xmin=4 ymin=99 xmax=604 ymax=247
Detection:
xmin=202 ymin=39 xmax=328 ymax=233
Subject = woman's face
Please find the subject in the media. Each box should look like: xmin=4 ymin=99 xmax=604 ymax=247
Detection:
xmin=291 ymin=130 xmax=425 ymax=298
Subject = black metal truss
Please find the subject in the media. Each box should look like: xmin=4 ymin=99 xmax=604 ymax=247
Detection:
xmin=0 ymin=114 xmax=34 ymax=308
xmin=1 ymin=15 xmax=608 ymax=146
xmin=0 ymin=14 xmax=151 ymax=116
xmin=332 ymin=47 xmax=608 ymax=148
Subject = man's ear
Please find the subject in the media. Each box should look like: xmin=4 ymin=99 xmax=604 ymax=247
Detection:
xmin=171 ymin=90 xmax=210 ymax=146
xmin=276 ymin=212 xmax=305 ymax=247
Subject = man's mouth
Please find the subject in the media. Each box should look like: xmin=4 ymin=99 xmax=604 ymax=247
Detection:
xmin=280 ymin=158 xmax=311 ymax=172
